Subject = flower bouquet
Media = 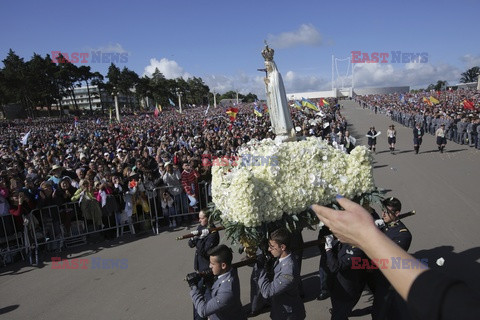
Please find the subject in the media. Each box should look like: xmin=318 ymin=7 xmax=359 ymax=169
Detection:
xmin=209 ymin=136 xmax=382 ymax=252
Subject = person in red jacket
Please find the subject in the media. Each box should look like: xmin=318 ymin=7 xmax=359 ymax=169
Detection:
xmin=181 ymin=162 xmax=200 ymax=212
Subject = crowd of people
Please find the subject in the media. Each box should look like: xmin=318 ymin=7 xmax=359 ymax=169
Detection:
xmin=356 ymin=88 xmax=480 ymax=150
xmin=0 ymin=98 xmax=344 ymax=240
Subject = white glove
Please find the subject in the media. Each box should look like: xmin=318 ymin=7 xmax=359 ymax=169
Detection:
xmin=191 ymin=230 xmax=199 ymax=236
xmin=199 ymin=229 xmax=209 ymax=239
xmin=324 ymin=235 xmax=334 ymax=250
xmin=374 ymin=219 xmax=385 ymax=228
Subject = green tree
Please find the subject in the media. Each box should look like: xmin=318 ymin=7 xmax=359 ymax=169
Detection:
xmin=242 ymin=93 xmax=258 ymax=103
xmin=90 ymin=71 xmax=105 ymax=114
xmin=119 ymin=67 xmax=139 ymax=109
xmin=187 ymin=77 xmax=210 ymax=105
xmin=460 ymin=66 xmax=479 ymax=83
xmin=1 ymin=49 xmax=31 ymax=116
xmin=426 ymin=80 xmax=447 ymax=92
xmin=78 ymin=65 xmax=95 ymax=114
xmin=55 ymin=55 xmax=82 ymax=113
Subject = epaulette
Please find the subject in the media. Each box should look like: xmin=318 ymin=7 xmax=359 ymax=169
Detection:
xmin=399 ymin=229 xmax=408 ymax=232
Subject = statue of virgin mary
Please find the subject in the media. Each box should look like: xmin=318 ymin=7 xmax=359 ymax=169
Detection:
xmin=262 ymin=44 xmax=294 ymax=140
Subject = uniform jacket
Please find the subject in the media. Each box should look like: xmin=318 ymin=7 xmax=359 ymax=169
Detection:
xmin=382 ymin=220 xmax=412 ymax=251
xmin=188 ymin=225 xmax=220 ymax=272
xmin=413 ymin=127 xmax=424 ymax=139
xmin=326 ymin=242 xmax=367 ymax=297
xmin=258 ymin=254 xmax=306 ymax=320
xmin=190 ymin=268 xmax=246 ymax=320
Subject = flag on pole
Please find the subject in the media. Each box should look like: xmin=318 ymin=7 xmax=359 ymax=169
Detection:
xmin=463 ymin=99 xmax=475 ymax=110
xmin=205 ymin=104 xmax=210 ymax=116
xmin=20 ymin=131 xmax=31 ymax=145
xmin=293 ymin=100 xmax=303 ymax=110
xmin=253 ymin=101 xmax=263 ymax=117
xmin=226 ymin=107 xmax=239 ymax=121
xmin=321 ymin=98 xmax=329 ymax=106
xmin=254 ymin=104 xmax=263 ymax=117
xmin=302 ymin=98 xmax=319 ymax=111
xmin=429 ymin=96 xmax=440 ymax=104
xmin=169 ymin=98 xmax=175 ymax=106
xmin=423 ymin=97 xmax=433 ymax=106
xmin=154 ymin=104 xmax=162 ymax=117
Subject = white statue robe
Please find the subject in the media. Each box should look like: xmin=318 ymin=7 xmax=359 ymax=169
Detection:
xmin=265 ymin=60 xmax=294 ymax=136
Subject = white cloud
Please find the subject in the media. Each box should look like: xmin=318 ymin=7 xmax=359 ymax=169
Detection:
xmin=203 ymin=73 xmax=265 ymax=97
xmin=351 ymin=62 xmax=461 ymax=88
xmin=460 ymin=54 xmax=480 ymax=69
xmin=143 ymin=58 xmax=192 ymax=79
xmin=267 ymin=24 xmax=323 ymax=49
xmin=283 ymin=71 xmax=330 ymax=92
xmin=88 ymin=43 xmax=128 ymax=54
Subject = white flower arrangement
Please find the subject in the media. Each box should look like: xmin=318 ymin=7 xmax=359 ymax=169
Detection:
xmin=212 ymin=137 xmax=376 ymax=228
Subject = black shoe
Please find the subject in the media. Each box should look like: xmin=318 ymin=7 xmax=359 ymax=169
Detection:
xmin=316 ymin=291 xmax=330 ymax=300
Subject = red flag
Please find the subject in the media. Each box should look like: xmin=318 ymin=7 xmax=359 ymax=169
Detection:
xmin=154 ymin=107 xmax=159 ymax=117
xmin=226 ymin=107 xmax=239 ymax=122
xmin=463 ymin=99 xmax=475 ymax=110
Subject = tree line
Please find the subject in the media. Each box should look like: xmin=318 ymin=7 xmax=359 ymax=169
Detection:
xmin=0 ymin=49 xmax=258 ymax=118
xmin=420 ymin=67 xmax=479 ymax=92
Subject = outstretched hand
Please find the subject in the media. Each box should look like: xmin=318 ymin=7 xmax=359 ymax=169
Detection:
xmin=311 ymin=196 xmax=378 ymax=248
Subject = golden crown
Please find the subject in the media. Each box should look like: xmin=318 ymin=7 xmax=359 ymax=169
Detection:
xmin=262 ymin=44 xmax=274 ymax=61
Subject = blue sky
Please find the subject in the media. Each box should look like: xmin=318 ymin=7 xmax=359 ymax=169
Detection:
xmin=1 ymin=0 xmax=479 ymax=97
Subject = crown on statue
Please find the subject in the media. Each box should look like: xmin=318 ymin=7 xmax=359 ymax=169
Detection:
xmin=262 ymin=44 xmax=274 ymax=62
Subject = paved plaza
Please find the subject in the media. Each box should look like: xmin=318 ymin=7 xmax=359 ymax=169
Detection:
xmin=1 ymin=100 xmax=479 ymax=320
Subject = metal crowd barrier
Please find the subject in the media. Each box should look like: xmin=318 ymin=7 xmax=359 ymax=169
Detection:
xmin=1 ymin=181 xmax=211 ymax=266
xmin=0 ymin=213 xmax=30 ymax=266
xmin=147 ymin=182 xmax=211 ymax=234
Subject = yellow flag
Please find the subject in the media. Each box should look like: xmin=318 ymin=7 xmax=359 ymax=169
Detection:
xmin=429 ymin=96 xmax=439 ymax=104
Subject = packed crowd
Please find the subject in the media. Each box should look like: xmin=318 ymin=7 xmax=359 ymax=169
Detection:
xmin=356 ymin=88 xmax=480 ymax=148
xmin=0 ymin=98 xmax=343 ymax=236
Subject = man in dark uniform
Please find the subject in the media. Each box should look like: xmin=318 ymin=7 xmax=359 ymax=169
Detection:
xmin=188 ymin=210 xmax=220 ymax=320
xmin=189 ymin=244 xmax=246 ymax=320
xmin=316 ymin=223 xmax=332 ymax=301
xmin=325 ymin=234 xmax=367 ymax=320
xmin=258 ymin=228 xmax=306 ymax=320
xmin=413 ymin=123 xmax=424 ymax=154
xmin=371 ymin=197 xmax=412 ymax=320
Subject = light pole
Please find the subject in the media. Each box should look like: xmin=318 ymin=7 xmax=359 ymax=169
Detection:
xmin=176 ymin=89 xmax=183 ymax=113
xmin=236 ymin=90 xmax=239 ymax=105
xmin=213 ymin=90 xmax=217 ymax=108
xmin=112 ymin=86 xmax=120 ymax=122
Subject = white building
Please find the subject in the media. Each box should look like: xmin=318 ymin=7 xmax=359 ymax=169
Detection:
xmin=57 ymin=85 xmax=133 ymax=111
